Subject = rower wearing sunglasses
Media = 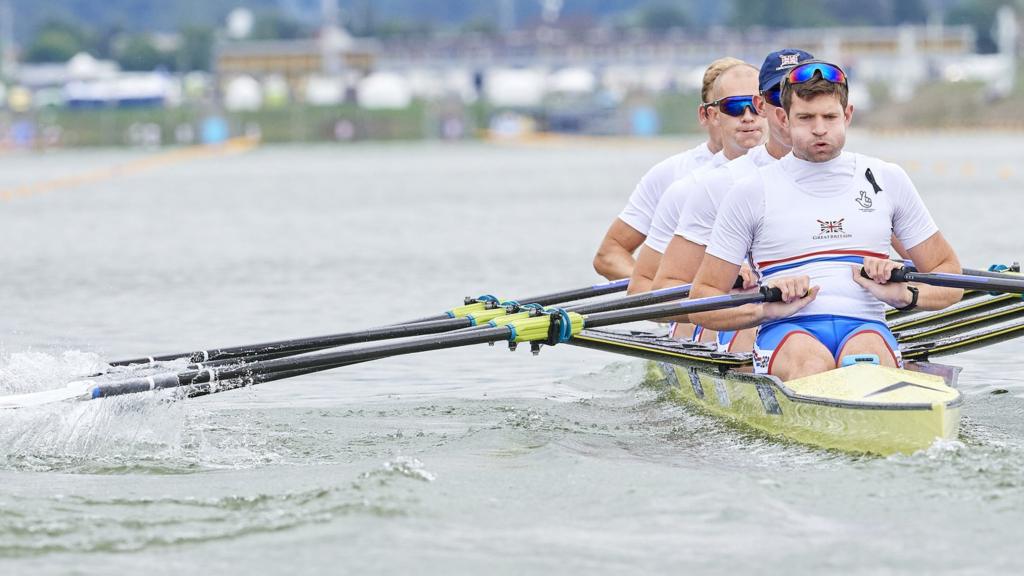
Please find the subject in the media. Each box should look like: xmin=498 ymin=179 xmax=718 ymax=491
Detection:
xmin=626 ymin=61 xmax=766 ymax=294
xmin=650 ymin=49 xmax=814 ymax=347
xmin=689 ymin=60 xmax=963 ymax=381
xmin=592 ymin=57 xmax=745 ymax=282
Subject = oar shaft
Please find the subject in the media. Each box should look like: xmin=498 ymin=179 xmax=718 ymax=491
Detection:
xmin=583 ymin=287 xmax=781 ymax=329
xmin=111 ymin=279 xmax=630 ymax=366
xmin=570 ymin=276 xmax=745 ymax=315
xmin=902 ymin=260 xmax=1019 ymax=280
xmin=570 ymin=284 xmax=691 ymax=314
xmin=110 ymin=316 xmax=472 ymax=366
xmin=516 ymin=278 xmax=630 ymax=307
xmin=92 ymin=326 xmax=512 ymax=398
xmin=895 ymin=269 xmax=1024 ymax=294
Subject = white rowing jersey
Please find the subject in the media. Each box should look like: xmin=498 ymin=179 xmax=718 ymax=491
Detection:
xmin=676 ymin=144 xmax=777 ymax=247
xmin=617 ymin=142 xmax=715 ymax=236
xmin=706 ymin=151 xmax=938 ymax=322
xmin=643 ymin=151 xmax=728 ymax=253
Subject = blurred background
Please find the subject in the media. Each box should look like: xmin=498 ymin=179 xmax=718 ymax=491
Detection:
xmin=0 ymin=0 xmax=1020 ymax=148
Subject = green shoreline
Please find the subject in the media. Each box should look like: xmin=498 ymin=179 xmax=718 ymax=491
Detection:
xmin=4 ymin=75 xmax=1022 ymax=148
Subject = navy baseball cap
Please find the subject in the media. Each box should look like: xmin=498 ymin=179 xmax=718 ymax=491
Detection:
xmin=759 ymin=49 xmax=815 ymax=92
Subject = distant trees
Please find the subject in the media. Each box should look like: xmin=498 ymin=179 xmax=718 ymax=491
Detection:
xmin=22 ymin=18 xmax=215 ymax=71
xmin=177 ymin=27 xmax=214 ymax=72
xmin=24 ymin=20 xmax=91 ymax=63
xmin=250 ymin=12 xmax=309 ymax=41
xmin=638 ymin=3 xmax=689 ymax=33
xmin=946 ymin=0 xmax=1006 ymax=53
xmin=727 ymin=0 xmax=928 ymax=29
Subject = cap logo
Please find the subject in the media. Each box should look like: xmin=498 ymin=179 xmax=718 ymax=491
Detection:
xmin=777 ymin=54 xmax=801 ymax=69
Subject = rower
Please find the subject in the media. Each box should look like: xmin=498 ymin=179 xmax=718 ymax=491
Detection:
xmin=592 ymin=57 xmax=744 ymax=281
xmin=689 ymin=61 xmax=963 ymax=381
xmin=650 ymin=49 xmax=814 ymax=347
xmin=626 ymin=61 xmax=765 ymax=294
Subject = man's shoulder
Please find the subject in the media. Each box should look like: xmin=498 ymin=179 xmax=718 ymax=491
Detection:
xmin=696 ymin=163 xmax=737 ymax=192
xmin=663 ymin=171 xmax=700 ymax=195
xmin=849 ymin=152 xmax=913 ymax=188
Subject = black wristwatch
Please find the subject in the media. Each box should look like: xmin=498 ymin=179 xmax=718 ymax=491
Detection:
xmin=895 ymin=285 xmax=919 ymax=311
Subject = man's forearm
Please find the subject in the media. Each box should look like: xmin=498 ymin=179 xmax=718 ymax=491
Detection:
xmin=914 ymin=258 xmax=963 ymax=310
xmin=688 ymin=284 xmax=765 ymax=330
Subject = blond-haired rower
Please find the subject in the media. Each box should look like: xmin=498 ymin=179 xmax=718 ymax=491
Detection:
xmin=626 ymin=61 xmax=765 ymax=294
xmin=592 ymin=57 xmax=745 ymax=281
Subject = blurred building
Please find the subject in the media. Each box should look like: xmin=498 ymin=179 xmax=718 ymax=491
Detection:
xmin=214 ymin=36 xmax=377 ymax=101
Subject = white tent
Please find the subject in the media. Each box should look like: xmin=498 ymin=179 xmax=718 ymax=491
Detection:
xmin=357 ymin=72 xmax=412 ymax=110
xmin=484 ymin=68 xmax=546 ymax=107
xmin=224 ymin=75 xmax=262 ymax=111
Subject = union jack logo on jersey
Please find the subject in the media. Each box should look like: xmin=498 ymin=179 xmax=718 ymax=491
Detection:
xmin=779 ymin=54 xmax=801 ymax=67
xmin=817 ymin=219 xmax=845 ymax=234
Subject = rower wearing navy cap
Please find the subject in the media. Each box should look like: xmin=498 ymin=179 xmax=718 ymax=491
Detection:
xmin=650 ymin=49 xmax=814 ymax=349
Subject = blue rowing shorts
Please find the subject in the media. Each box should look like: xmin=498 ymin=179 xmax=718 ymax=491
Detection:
xmin=752 ymin=314 xmax=900 ymax=375
xmin=691 ymin=325 xmax=739 ymax=352
xmin=716 ymin=330 xmax=738 ymax=352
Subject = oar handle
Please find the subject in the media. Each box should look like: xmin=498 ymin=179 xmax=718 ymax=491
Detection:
xmin=860 ymin=267 xmax=910 ymax=283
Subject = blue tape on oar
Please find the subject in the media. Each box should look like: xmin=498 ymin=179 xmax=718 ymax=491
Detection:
xmin=549 ymin=308 xmax=573 ymax=343
xmin=988 ymin=264 xmax=1015 ymax=296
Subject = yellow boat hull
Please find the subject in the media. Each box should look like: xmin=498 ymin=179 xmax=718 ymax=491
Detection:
xmin=651 ymin=361 xmax=961 ymax=456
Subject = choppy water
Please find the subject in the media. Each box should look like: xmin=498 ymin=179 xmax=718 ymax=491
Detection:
xmin=1 ymin=134 xmax=1023 ymax=574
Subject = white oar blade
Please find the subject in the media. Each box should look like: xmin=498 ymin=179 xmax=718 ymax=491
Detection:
xmin=0 ymin=381 xmax=94 ymax=409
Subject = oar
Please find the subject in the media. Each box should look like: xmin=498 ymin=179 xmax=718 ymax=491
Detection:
xmin=901 ymin=261 xmax=1020 ymax=280
xmin=391 ymin=278 xmax=632 ymax=324
xmin=869 ymin=268 xmax=1024 ymax=294
xmin=140 ymin=281 xmax=704 ymax=386
xmin=109 ymin=278 xmax=630 ymax=366
xmin=1 ymin=287 xmax=782 ymax=408
xmin=567 ymin=276 xmax=747 ymax=315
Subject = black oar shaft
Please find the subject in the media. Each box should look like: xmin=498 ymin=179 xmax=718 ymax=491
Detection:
xmin=94 ymin=326 xmax=512 ymax=398
xmin=92 ymin=287 xmax=782 ymax=400
xmin=894 ymin=269 xmax=1024 ymax=294
xmin=110 ymin=279 xmax=630 ymax=366
xmin=571 ymin=276 xmax=745 ymax=315
xmin=517 ymin=278 xmax=630 ymax=307
xmin=111 ymin=316 xmax=472 ymax=366
xmin=583 ymin=287 xmax=780 ymax=329
xmin=902 ymin=260 xmax=1019 ymax=280
xmin=570 ymin=284 xmax=691 ymax=314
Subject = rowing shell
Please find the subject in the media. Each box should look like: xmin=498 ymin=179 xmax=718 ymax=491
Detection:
xmin=571 ymin=329 xmax=961 ymax=456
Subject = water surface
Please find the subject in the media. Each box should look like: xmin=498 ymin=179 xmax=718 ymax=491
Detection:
xmin=1 ymin=134 xmax=1023 ymax=574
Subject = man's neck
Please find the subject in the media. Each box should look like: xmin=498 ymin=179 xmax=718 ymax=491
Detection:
xmin=765 ymin=137 xmax=790 ymax=160
xmin=723 ymin=143 xmax=748 ymax=161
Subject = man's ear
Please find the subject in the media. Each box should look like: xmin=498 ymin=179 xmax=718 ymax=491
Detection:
xmin=774 ymin=106 xmax=789 ymax=130
xmin=697 ymin=105 xmax=709 ymax=126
